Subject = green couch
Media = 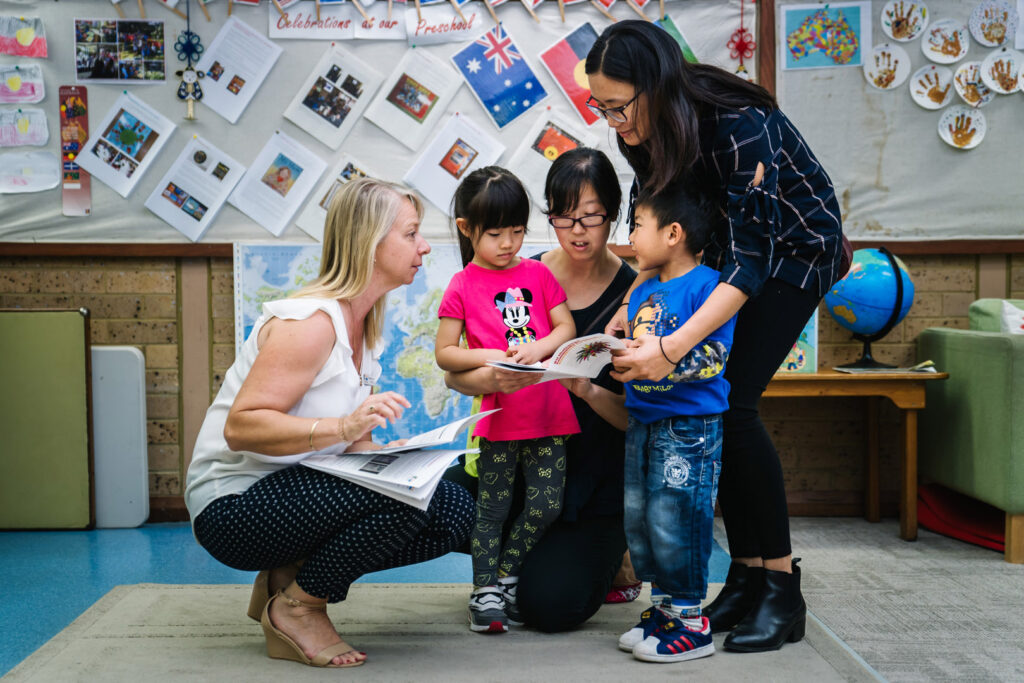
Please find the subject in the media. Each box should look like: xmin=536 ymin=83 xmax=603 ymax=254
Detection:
xmin=917 ymin=299 xmax=1024 ymax=563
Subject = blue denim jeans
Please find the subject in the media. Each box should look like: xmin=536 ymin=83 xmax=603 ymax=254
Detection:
xmin=624 ymin=413 xmax=723 ymax=600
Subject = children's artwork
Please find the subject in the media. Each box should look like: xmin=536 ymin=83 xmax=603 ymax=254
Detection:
xmin=953 ymin=61 xmax=995 ymax=106
xmin=74 ymin=91 xmax=176 ymax=198
xmin=74 ymin=19 xmax=166 ymax=83
xmin=507 ymin=113 xmax=597 ymax=205
xmin=969 ymin=0 xmax=1018 ymax=47
xmin=144 ymin=136 xmax=246 ymax=241
xmin=195 ymin=16 xmax=283 ymax=124
xmin=656 ymin=15 xmax=700 ymax=64
xmin=863 ymin=43 xmax=910 ymax=90
xmin=938 ymin=104 xmax=986 ymax=150
xmin=403 ymin=4 xmax=481 ymax=46
xmin=540 ymin=23 xmax=600 ymax=127
xmin=980 ymin=45 xmax=1022 ymax=93
xmin=284 ymin=44 xmax=383 ymax=150
xmin=451 ymin=24 xmax=548 ymax=129
xmin=780 ymin=2 xmax=870 ymax=70
xmin=365 ymin=49 xmax=461 ymax=150
xmin=0 ymin=108 xmax=48 ymax=147
xmin=0 ymin=64 xmax=44 ymax=104
xmin=921 ymin=19 xmax=969 ymax=64
xmin=880 ymin=1 xmax=929 ymax=42
xmin=402 ymin=112 xmax=504 ymax=215
xmin=59 ymin=85 xmax=92 ymax=216
xmin=228 ymin=131 xmax=327 ymax=236
xmin=777 ymin=311 xmax=817 ymax=374
xmin=0 ymin=16 xmax=47 ymax=58
xmin=909 ymin=64 xmax=954 ymax=109
xmin=0 ymin=151 xmax=59 ymax=193
xmin=295 ymin=153 xmax=375 ymax=240
xmin=269 ymin=2 xmax=357 ymax=40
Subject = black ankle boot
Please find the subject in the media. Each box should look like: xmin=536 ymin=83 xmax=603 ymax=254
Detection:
xmin=704 ymin=561 xmax=765 ymax=633
xmin=723 ymin=558 xmax=806 ymax=652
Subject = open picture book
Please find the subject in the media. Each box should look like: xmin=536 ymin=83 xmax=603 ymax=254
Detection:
xmin=486 ymin=333 xmax=625 ymax=383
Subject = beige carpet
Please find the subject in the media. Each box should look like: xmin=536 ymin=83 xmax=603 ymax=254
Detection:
xmin=5 ymin=583 xmax=878 ymax=682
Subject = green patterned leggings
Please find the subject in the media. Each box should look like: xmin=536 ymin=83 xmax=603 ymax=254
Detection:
xmin=471 ymin=435 xmax=568 ymax=588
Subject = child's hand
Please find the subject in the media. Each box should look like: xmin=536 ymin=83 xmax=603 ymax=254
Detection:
xmin=506 ymin=342 xmax=546 ymax=366
xmin=559 ymin=377 xmax=594 ymax=401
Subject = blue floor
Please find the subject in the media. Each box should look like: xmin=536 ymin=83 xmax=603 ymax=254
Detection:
xmin=0 ymin=523 xmax=730 ymax=676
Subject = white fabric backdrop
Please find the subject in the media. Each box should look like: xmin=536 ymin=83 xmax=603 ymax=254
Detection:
xmin=0 ymin=0 xmax=751 ymax=243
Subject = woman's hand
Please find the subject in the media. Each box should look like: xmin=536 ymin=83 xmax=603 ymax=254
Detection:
xmin=342 ymin=391 xmax=411 ymax=440
xmin=609 ymin=336 xmax=675 ymax=383
xmin=492 ymin=366 xmax=543 ymax=393
xmin=604 ymin=304 xmax=629 ymax=337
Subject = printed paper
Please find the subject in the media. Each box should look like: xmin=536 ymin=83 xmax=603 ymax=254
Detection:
xmin=295 ymin=153 xmax=376 ymax=240
xmin=195 ymin=16 xmax=283 ymax=123
xmin=284 ymin=44 xmax=383 ymax=150
xmin=780 ymin=2 xmax=870 ymax=70
xmin=486 ymin=334 xmax=626 ymax=382
xmin=403 ymin=4 xmax=482 ymax=45
xmin=75 ymin=91 xmax=176 ymax=197
xmin=269 ymin=0 xmax=357 ymax=39
xmin=540 ymin=23 xmax=600 ymax=126
xmin=228 ymin=130 xmax=327 ymax=236
xmin=144 ymin=135 xmax=246 ymax=242
xmin=507 ymin=112 xmax=597 ymax=204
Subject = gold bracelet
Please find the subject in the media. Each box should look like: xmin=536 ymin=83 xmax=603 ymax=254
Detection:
xmin=308 ymin=419 xmax=321 ymax=451
xmin=336 ymin=415 xmax=348 ymax=443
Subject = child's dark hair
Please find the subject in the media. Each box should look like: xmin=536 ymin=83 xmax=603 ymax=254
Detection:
xmin=544 ymin=148 xmax=621 ymax=222
xmin=452 ymin=166 xmax=530 ymax=267
xmin=635 ymin=182 xmax=712 ymax=255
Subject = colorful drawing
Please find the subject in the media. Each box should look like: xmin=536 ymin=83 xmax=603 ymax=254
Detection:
xmin=532 ymin=122 xmax=581 ymax=161
xmin=101 ymin=108 xmax=158 ymax=161
xmin=540 ymin=24 xmax=600 ymax=126
xmin=778 ymin=311 xmax=817 ymax=373
xmin=782 ymin=3 xmax=867 ymax=69
xmin=260 ymin=153 xmax=303 ymax=197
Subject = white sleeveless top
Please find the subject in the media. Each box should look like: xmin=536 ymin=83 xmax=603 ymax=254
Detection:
xmin=184 ymin=297 xmax=382 ymax=520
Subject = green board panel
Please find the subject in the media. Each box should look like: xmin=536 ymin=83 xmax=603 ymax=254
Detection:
xmin=0 ymin=309 xmax=92 ymax=529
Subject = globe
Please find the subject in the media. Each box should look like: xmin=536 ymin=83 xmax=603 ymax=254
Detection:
xmin=825 ymin=247 xmax=914 ymax=368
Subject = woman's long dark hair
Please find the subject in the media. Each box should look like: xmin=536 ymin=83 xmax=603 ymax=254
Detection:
xmin=586 ymin=20 xmax=777 ymax=194
xmin=451 ymin=166 xmax=530 ymax=267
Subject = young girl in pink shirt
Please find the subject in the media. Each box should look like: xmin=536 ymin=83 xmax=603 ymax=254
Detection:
xmin=435 ymin=167 xmax=580 ymax=634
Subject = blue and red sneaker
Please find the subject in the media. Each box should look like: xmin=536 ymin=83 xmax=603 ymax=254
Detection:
xmin=632 ymin=616 xmax=715 ymax=663
xmin=617 ymin=605 xmax=673 ymax=652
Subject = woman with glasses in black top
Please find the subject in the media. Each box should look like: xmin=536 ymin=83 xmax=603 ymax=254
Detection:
xmin=586 ymin=21 xmax=845 ymax=653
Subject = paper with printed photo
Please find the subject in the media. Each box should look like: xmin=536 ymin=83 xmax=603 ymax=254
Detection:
xmin=75 ymin=91 xmax=175 ymax=197
xmin=228 ymin=130 xmax=327 ymax=236
xmin=402 ymin=112 xmax=504 ymax=214
xmin=364 ymin=48 xmax=461 ymax=150
xmin=507 ymin=112 xmax=597 ymax=204
xmin=196 ymin=16 xmax=283 ymax=123
xmin=144 ymin=135 xmax=246 ymax=242
xmin=74 ymin=19 xmax=166 ymax=84
xmin=295 ymin=153 xmax=376 ymax=240
xmin=284 ymin=44 xmax=383 ymax=150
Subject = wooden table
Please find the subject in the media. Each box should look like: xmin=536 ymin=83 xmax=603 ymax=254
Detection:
xmin=764 ymin=370 xmax=948 ymax=541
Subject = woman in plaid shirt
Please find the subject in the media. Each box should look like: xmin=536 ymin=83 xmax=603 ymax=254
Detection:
xmin=585 ymin=21 xmax=844 ymax=654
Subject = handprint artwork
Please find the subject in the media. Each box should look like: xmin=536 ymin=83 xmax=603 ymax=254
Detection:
xmin=949 ymin=113 xmax=976 ymax=148
xmin=883 ymin=1 xmax=926 ymax=41
xmin=938 ymin=105 xmax=986 ymax=150
xmin=874 ymin=51 xmax=898 ymax=87
xmin=989 ymin=59 xmax=1017 ymax=92
xmin=954 ymin=62 xmax=994 ymax=107
xmin=911 ymin=66 xmax=953 ymax=109
xmin=969 ymin=0 xmax=1019 ymax=47
xmin=980 ymin=49 xmax=1022 ymax=94
xmin=865 ymin=44 xmax=909 ymax=90
xmin=922 ymin=20 xmax=968 ymax=63
xmin=981 ymin=8 xmax=1008 ymax=43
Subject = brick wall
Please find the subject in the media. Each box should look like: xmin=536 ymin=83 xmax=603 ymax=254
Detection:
xmin=0 ymin=251 xmax=1016 ymax=519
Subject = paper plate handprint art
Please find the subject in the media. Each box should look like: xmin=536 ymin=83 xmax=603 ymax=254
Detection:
xmin=969 ymin=0 xmax=1018 ymax=47
xmin=910 ymin=64 xmax=954 ymax=109
xmin=938 ymin=105 xmax=986 ymax=150
xmin=922 ymin=19 xmax=969 ymax=64
xmin=954 ymin=62 xmax=995 ymax=107
xmin=881 ymin=1 xmax=929 ymax=42
xmin=980 ymin=46 xmax=1022 ymax=94
xmin=864 ymin=43 xmax=911 ymax=89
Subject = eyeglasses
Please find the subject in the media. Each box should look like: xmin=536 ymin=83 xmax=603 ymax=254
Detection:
xmin=585 ymin=93 xmax=640 ymax=124
xmin=547 ymin=213 xmax=608 ymax=230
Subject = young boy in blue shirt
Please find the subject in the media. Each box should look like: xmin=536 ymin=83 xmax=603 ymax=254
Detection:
xmin=565 ymin=183 xmax=735 ymax=663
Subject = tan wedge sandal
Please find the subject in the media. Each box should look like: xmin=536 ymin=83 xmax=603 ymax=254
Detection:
xmin=247 ymin=560 xmax=304 ymax=622
xmin=260 ymin=592 xmax=366 ymax=668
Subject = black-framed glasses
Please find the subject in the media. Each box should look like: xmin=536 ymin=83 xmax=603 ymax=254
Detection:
xmin=585 ymin=93 xmax=639 ymax=124
xmin=547 ymin=213 xmax=608 ymax=229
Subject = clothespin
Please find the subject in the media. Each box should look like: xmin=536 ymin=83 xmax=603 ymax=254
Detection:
xmin=449 ymin=0 xmax=467 ymax=21
xmin=197 ymin=0 xmax=212 ymax=20
xmin=414 ymin=0 xmax=422 ymax=22
xmin=271 ymin=0 xmax=287 ymax=17
xmin=111 ymin=0 xmax=127 ymax=18
xmin=557 ymin=0 xmax=564 ymax=21
xmin=519 ymin=0 xmax=539 ymax=23
xmin=228 ymin=0 xmax=233 ymax=15
xmin=351 ymin=0 xmax=371 ymax=22
xmin=658 ymin=0 xmax=664 ymax=19
xmin=159 ymin=0 xmax=188 ymax=20
xmin=316 ymin=0 xmax=321 ymax=20
xmin=387 ymin=0 xmax=393 ymax=19
xmin=590 ymin=0 xmax=615 ymax=21
xmin=624 ymin=0 xmax=650 ymax=21
xmin=482 ymin=0 xmax=499 ymax=24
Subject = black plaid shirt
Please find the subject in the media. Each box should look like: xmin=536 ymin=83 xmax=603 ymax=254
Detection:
xmin=629 ymin=105 xmax=844 ymax=298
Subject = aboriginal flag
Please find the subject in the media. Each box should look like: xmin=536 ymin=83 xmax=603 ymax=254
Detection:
xmin=540 ymin=23 xmax=599 ymax=126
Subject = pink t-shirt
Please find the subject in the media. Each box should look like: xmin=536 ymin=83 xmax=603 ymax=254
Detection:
xmin=438 ymin=259 xmax=581 ymax=442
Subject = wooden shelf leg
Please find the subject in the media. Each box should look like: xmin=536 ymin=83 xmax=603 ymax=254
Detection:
xmin=899 ymin=409 xmax=918 ymax=541
xmin=1006 ymin=513 xmax=1024 ymax=564
xmin=865 ymin=396 xmax=880 ymax=523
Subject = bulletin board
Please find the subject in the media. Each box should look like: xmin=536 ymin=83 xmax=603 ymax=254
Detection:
xmin=776 ymin=0 xmax=1024 ymax=240
xmin=0 ymin=0 xmax=753 ymax=245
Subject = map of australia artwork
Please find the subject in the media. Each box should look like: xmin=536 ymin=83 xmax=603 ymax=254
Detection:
xmin=233 ymin=242 xmax=470 ymax=444
xmin=781 ymin=2 xmax=870 ymax=70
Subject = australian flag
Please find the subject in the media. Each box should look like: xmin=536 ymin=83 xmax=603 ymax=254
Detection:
xmin=452 ymin=24 xmax=547 ymax=129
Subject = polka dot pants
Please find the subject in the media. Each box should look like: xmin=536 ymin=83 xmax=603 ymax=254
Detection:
xmin=193 ymin=466 xmax=475 ymax=602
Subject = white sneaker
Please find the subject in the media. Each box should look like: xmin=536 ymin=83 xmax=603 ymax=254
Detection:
xmin=468 ymin=586 xmax=508 ymax=634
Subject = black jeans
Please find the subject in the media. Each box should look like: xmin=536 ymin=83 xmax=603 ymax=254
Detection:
xmin=717 ymin=278 xmax=821 ymax=561
xmin=444 ymin=464 xmax=626 ymax=632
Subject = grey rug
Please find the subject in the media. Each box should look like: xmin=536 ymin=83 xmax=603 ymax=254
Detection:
xmin=4 ymin=583 xmax=878 ymax=682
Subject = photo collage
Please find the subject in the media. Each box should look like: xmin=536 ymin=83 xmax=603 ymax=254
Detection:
xmin=159 ymin=147 xmax=230 ymax=222
xmin=386 ymin=73 xmax=438 ymax=122
xmin=74 ymin=19 xmax=165 ymax=82
xmin=91 ymin=107 xmax=159 ymax=180
xmin=300 ymin=61 xmax=365 ymax=129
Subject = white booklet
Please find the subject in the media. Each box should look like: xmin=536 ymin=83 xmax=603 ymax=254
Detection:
xmin=346 ymin=409 xmax=499 ymax=455
xmin=486 ymin=333 xmax=625 ymax=382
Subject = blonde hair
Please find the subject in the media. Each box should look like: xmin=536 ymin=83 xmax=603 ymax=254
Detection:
xmin=293 ymin=177 xmax=423 ymax=349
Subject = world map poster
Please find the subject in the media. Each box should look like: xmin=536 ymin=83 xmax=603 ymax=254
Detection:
xmin=232 ymin=242 xmax=471 ymax=443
